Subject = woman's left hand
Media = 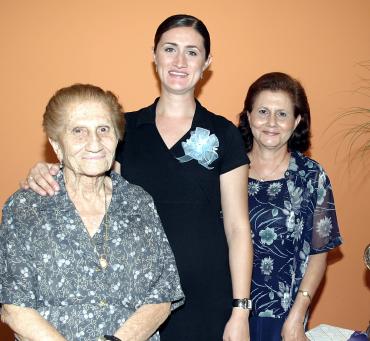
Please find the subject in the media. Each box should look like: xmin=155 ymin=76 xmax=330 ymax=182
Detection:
xmin=223 ymin=309 xmax=250 ymax=341
xmin=281 ymin=316 xmax=309 ymax=341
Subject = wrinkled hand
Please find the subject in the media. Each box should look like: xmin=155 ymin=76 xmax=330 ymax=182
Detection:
xmin=20 ymin=162 xmax=60 ymax=196
xmin=223 ymin=309 xmax=250 ymax=341
xmin=281 ymin=316 xmax=308 ymax=341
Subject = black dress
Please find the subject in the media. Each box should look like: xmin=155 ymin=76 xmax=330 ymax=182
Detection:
xmin=116 ymin=98 xmax=249 ymax=341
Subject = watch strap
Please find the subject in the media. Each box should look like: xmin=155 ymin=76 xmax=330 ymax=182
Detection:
xmin=232 ymin=298 xmax=252 ymax=310
xmin=298 ymin=289 xmax=312 ymax=302
xmin=98 ymin=335 xmax=122 ymax=341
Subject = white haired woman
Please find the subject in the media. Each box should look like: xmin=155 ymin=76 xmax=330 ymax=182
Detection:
xmin=0 ymin=84 xmax=184 ymax=341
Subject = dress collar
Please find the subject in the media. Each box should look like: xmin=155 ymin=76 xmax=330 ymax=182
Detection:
xmin=135 ymin=97 xmax=212 ymax=128
xmin=286 ymin=151 xmax=308 ymax=176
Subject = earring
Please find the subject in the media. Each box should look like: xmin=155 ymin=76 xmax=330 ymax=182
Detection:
xmin=200 ymin=72 xmax=203 ymax=80
xmin=59 ymin=160 xmax=64 ymax=169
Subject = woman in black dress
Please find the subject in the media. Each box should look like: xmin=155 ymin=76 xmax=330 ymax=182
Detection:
xmin=22 ymin=15 xmax=253 ymax=341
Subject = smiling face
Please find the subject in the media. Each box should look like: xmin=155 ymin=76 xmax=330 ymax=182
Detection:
xmin=49 ymin=100 xmax=118 ymax=177
xmin=153 ymin=26 xmax=211 ymax=95
xmin=248 ymin=90 xmax=301 ymax=151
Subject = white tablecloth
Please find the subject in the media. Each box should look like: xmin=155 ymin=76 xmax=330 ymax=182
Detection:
xmin=306 ymin=324 xmax=354 ymax=340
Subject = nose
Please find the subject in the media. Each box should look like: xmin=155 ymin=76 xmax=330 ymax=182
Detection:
xmin=86 ymin=132 xmax=103 ymax=152
xmin=173 ymin=52 xmax=187 ymax=68
xmin=266 ymin=112 xmax=277 ymax=126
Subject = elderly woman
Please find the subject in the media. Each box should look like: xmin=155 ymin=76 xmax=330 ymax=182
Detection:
xmin=0 ymin=84 xmax=184 ymax=341
xmin=238 ymin=72 xmax=342 ymax=341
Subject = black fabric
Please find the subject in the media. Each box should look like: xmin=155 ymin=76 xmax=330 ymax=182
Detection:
xmin=249 ymin=316 xmax=285 ymax=341
xmin=116 ymin=99 xmax=249 ymax=340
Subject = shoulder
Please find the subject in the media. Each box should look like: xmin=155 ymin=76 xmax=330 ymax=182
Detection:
xmin=1 ymin=189 xmax=51 ymax=239
xmin=199 ymin=107 xmax=242 ymax=144
xmin=292 ymin=152 xmax=326 ymax=174
xmin=124 ymin=109 xmax=141 ymax=128
xmin=111 ymin=172 xmax=154 ymax=205
xmin=291 ymin=152 xmax=332 ymax=189
xmin=202 ymin=106 xmax=237 ymax=129
xmin=2 ymin=171 xmax=66 ymax=227
xmin=124 ymin=102 xmax=155 ymax=128
xmin=2 ymin=188 xmax=51 ymax=215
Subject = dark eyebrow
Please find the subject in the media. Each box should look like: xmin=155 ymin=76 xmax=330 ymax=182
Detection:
xmin=162 ymin=42 xmax=201 ymax=50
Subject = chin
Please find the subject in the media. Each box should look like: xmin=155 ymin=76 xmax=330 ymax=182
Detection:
xmin=79 ymin=164 xmax=111 ymax=177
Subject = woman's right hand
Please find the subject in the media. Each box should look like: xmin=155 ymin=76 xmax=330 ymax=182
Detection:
xmin=20 ymin=162 xmax=60 ymax=196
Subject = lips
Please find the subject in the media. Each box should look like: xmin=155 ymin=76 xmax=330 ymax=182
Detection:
xmin=168 ymin=70 xmax=188 ymax=77
xmin=82 ymin=154 xmax=106 ymax=160
xmin=263 ymin=130 xmax=279 ymax=136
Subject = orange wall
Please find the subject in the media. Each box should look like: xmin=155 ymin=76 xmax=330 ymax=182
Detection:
xmin=1 ymin=0 xmax=369 ymax=338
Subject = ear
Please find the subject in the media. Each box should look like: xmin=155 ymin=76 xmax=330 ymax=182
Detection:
xmin=48 ymin=138 xmax=63 ymax=163
xmin=202 ymin=54 xmax=212 ymax=72
xmin=294 ymin=114 xmax=301 ymax=129
xmin=152 ymin=47 xmax=157 ymax=65
xmin=247 ymin=111 xmax=251 ymax=123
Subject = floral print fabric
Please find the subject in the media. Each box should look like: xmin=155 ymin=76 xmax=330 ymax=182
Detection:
xmin=249 ymin=152 xmax=342 ymax=319
xmin=0 ymin=171 xmax=184 ymax=340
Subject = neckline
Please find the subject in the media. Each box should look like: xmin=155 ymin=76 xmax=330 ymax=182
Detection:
xmin=56 ymin=170 xmax=117 ymax=238
xmin=248 ymin=152 xmax=294 ymax=182
xmin=248 ymin=176 xmax=285 ymax=183
xmin=153 ymin=98 xmax=201 ymax=151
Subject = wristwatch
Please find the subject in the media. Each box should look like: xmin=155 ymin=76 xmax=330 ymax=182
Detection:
xmin=97 ymin=335 xmax=122 ymax=341
xmin=232 ymin=298 xmax=252 ymax=310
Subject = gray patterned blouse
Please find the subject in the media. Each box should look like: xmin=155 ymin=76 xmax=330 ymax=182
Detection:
xmin=0 ymin=171 xmax=184 ymax=341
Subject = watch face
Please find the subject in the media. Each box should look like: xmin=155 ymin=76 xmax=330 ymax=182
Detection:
xmin=247 ymin=299 xmax=252 ymax=309
xmin=364 ymin=244 xmax=370 ymax=270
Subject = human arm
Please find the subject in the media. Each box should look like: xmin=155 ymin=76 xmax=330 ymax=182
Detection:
xmin=20 ymin=162 xmax=60 ymax=196
xmin=1 ymin=304 xmax=67 ymax=341
xmin=0 ymin=199 xmax=66 ymax=341
xmin=281 ymin=252 xmax=327 ymax=341
xmin=20 ymin=161 xmax=122 ymax=196
xmin=221 ymin=164 xmax=253 ymax=341
xmin=281 ymin=164 xmax=342 ymax=341
xmin=113 ymin=302 xmax=170 ymax=341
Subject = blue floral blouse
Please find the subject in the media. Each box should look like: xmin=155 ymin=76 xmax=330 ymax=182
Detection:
xmin=0 ymin=171 xmax=184 ymax=340
xmin=248 ymin=152 xmax=342 ymax=319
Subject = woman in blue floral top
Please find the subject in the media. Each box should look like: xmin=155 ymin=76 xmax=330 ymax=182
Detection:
xmin=238 ymin=72 xmax=342 ymax=341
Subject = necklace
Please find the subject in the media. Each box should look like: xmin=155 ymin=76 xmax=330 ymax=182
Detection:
xmin=88 ymin=178 xmax=110 ymax=269
xmin=250 ymin=153 xmax=288 ymax=182
xmin=98 ymin=179 xmax=109 ymax=269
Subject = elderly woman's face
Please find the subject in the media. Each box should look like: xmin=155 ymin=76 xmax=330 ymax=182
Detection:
xmin=50 ymin=100 xmax=118 ymax=177
xmin=248 ymin=90 xmax=301 ymax=151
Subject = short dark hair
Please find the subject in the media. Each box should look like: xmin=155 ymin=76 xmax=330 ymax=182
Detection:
xmin=154 ymin=14 xmax=211 ymax=59
xmin=43 ymin=84 xmax=125 ymax=141
xmin=238 ymin=72 xmax=311 ymax=153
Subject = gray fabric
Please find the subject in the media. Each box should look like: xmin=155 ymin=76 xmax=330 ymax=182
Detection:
xmin=0 ymin=171 xmax=184 ymax=341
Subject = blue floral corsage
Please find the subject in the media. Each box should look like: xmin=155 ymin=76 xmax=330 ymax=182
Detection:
xmin=176 ymin=127 xmax=219 ymax=169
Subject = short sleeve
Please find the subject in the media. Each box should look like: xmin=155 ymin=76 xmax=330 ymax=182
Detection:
xmin=309 ymin=168 xmax=342 ymax=254
xmin=140 ymin=194 xmax=185 ymax=310
xmin=0 ymin=199 xmax=39 ymax=308
xmin=220 ymin=122 xmax=249 ymax=175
